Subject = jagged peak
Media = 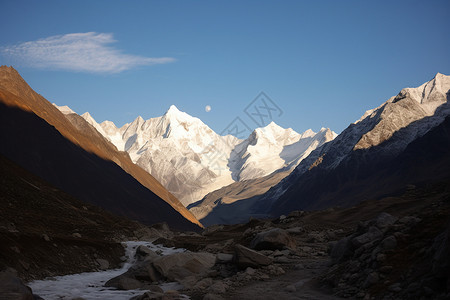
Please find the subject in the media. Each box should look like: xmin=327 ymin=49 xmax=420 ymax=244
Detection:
xmin=254 ymin=121 xmax=287 ymax=134
xmin=134 ymin=115 xmax=144 ymax=122
xmin=81 ymin=111 xmax=92 ymax=118
xmin=301 ymin=128 xmax=316 ymax=137
xmin=0 ymin=65 xmax=18 ymax=72
xmin=163 ymin=104 xmax=192 ymax=120
xmin=166 ymin=104 xmax=181 ymax=114
xmin=52 ymin=103 xmax=75 ymax=115
xmin=100 ymin=120 xmax=117 ymax=127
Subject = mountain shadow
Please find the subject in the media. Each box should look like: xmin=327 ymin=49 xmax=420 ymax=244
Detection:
xmin=0 ymin=100 xmax=200 ymax=231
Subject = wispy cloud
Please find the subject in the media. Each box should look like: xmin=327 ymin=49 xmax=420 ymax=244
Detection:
xmin=0 ymin=32 xmax=175 ymax=73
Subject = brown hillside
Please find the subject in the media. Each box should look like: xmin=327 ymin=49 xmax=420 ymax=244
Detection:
xmin=0 ymin=66 xmax=201 ymax=228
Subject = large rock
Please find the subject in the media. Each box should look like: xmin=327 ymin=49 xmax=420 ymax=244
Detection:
xmin=105 ymin=260 xmax=161 ymax=289
xmin=233 ymin=244 xmax=273 ymax=268
xmin=375 ymin=213 xmax=398 ymax=231
xmin=431 ymin=223 xmax=450 ymax=278
xmin=135 ymin=246 xmax=159 ymax=262
xmin=351 ymin=226 xmax=383 ymax=248
xmin=330 ymin=237 xmax=353 ymax=263
xmin=0 ymin=269 xmax=34 ymax=300
xmin=152 ymin=252 xmax=216 ymax=281
xmin=250 ymin=228 xmax=296 ymax=250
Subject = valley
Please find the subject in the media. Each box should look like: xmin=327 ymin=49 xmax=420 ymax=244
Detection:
xmin=0 ymin=66 xmax=449 ymax=300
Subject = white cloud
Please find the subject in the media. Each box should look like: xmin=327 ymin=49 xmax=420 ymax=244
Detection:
xmin=1 ymin=32 xmax=175 ymax=73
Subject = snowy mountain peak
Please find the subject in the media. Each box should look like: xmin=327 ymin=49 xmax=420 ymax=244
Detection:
xmin=133 ymin=115 xmax=145 ymax=124
xmin=163 ymin=105 xmax=193 ymax=122
xmin=300 ymin=129 xmax=316 ymax=138
xmin=68 ymin=103 xmax=336 ymax=205
xmin=80 ymin=112 xmax=108 ymax=138
xmin=81 ymin=112 xmax=93 ymax=119
xmin=100 ymin=120 xmax=118 ymax=129
xmin=166 ymin=104 xmax=181 ymax=114
xmin=396 ymin=73 xmax=450 ymax=114
xmin=53 ymin=103 xmax=75 ymax=115
xmin=255 ymin=121 xmax=284 ymax=134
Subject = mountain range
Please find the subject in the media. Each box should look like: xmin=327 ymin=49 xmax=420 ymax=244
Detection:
xmin=1 ymin=65 xmax=449 ymax=230
xmin=70 ymin=103 xmax=336 ymax=206
xmin=189 ymin=72 xmax=450 ymax=225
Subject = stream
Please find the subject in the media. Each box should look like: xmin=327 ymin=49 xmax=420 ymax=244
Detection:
xmin=28 ymin=241 xmax=188 ymax=300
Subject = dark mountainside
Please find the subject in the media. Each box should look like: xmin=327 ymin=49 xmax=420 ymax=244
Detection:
xmin=188 ymin=171 xmax=289 ymax=226
xmin=0 ymin=100 xmax=199 ymax=231
xmin=269 ymin=112 xmax=450 ymax=216
xmin=192 ymin=114 xmax=450 ymax=226
xmin=189 ymin=74 xmax=450 ymax=226
xmin=198 ymin=76 xmax=450 ymax=223
xmin=0 ymin=66 xmax=201 ymax=228
xmin=0 ymin=153 xmax=149 ymax=281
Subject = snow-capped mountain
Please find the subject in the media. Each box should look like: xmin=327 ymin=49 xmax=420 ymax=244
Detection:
xmin=52 ymin=103 xmax=75 ymax=115
xmin=66 ymin=105 xmax=335 ymax=206
xmin=229 ymin=122 xmax=336 ymax=181
xmin=259 ymin=72 xmax=450 ymax=215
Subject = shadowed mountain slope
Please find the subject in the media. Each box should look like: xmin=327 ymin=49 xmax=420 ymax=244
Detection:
xmin=0 ymin=153 xmax=147 ymax=281
xmin=0 ymin=99 xmax=199 ymax=231
xmin=270 ymin=113 xmax=450 ymax=216
xmin=0 ymin=66 xmax=200 ymax=228
xmin=0 ymin=66 xmax=201 ymax=230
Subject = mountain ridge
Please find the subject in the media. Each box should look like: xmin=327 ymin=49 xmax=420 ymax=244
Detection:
xmin=0 ymin=65 xmax=201 ymax=229
xmin=73 ymin=104 xmax=335 ymax=205
xmin=259 ymin=72 xmax=450 ymax=215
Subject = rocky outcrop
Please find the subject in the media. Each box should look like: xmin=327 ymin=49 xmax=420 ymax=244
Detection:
xmin=323 ymin=210 xmax=450 ymax=299
xmin=233 ymin=244 xmax=273 ymax=269
xmin=250 ymin=228 xmax=296 ymax=250
xmin=106 ymin=247 xmax=216 ymax=290
xmin=0 ymin=269 xmax=35 ymax=300
xmin=152 ymin=252 xmax=216 ymax=281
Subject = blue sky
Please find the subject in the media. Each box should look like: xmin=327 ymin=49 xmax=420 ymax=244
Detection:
xmin=1 ymin=0 xmax=449 ymax=135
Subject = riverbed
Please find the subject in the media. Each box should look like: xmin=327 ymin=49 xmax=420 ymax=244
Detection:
xmin=29 ymin=241 xmax=188 ymax=300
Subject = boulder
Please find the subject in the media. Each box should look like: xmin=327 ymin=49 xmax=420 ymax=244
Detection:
xmin=0 ymin=269 xmax=34 ymax=300
xmin=135 ymin=246 xmax=159 ymax=262
xmin=250 ymin=228 xmax=296 ymax=250
xmin=96 ymin=258 xmax=109 ymax=270
xmin=105 ymin=260 xmax=161 ymax=289
xmin=193 ymin=277 xmax=213 ymax=290
xmin=115 ymin=277 xmax=143 ymax=290
xmin=431 ymin=223 xmax=450 ymax=278
xmin=381 ymin=235 xmax=397 ymax=250
xmin=330 ymin=237 xmax=353 ymax=263
xmin=152 ymin=252 xmax=216 ymax=281
xmin=233 ymin=244 xmax=273 ymax=268
xmin=351 ymin=226 xmax=383 ymax=248
xmin=375 ymin=213 xmax=398 ymax=231
xmin=216 ymin=253 xmax=233 ymax=264
xmin=209 ymin=280 xmax=227 ymax=294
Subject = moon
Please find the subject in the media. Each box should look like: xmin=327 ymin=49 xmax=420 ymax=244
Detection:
xmin=205 ymin=105 xmax=211 ymax=112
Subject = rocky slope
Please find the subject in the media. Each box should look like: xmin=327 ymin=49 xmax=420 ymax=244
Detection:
xmin=0 ymin=66 xmax=201 ymax=229
xmin=0 ymin=153 xmax=153 ymax=282
xmin=251 ymin=73 xmax=450 ymax=216
xmin=77 ymin=105 xmax=335 ymax=206
xmin=96 ymin=179 xmax=450 ymax=300
xmin=188 ymin=171 xmax=290 ymax=225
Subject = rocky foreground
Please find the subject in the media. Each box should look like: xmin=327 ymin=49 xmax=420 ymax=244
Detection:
xmin=1 ymin=181 xmax=450 ymax=299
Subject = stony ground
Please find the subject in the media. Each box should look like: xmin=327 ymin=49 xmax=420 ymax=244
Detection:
xmin=1 ymin=178 xmax=449 ymax=300
xmin=151 ymin=181 xmax=450 ymax=300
